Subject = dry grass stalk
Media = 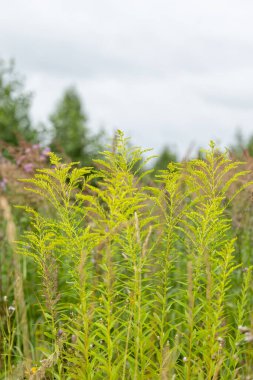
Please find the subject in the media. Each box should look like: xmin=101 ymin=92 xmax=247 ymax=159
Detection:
xmin=0 ymin=196 xmax=31 ymax=365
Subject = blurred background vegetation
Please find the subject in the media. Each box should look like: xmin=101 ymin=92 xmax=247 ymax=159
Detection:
xmin=2 ymin=59 xmax=253 ymax=170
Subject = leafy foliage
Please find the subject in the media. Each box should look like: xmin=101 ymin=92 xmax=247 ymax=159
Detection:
xmin=1 ymin=131 xmax=253 ymax=379
xmin=0 ymin=60 xmax=38 ymax=145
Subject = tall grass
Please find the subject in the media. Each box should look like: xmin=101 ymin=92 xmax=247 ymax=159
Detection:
xmin=1 ymin=131 xmax=253 ymax=379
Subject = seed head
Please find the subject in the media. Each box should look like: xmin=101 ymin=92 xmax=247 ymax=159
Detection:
xmin=8 ymin=306 xmax=15 ymax=314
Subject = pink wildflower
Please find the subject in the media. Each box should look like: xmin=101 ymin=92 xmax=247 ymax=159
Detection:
xmin=23 ymin=163 xmax=34 ymax=173
xmin=42 ymin=147 xmax=51 ymax=156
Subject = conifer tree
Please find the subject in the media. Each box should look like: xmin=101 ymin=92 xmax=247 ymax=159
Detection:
xmin=50 ymin=87 xmax=103 ymax=165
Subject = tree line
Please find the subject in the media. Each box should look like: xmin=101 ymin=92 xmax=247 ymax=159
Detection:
xmin=1 ymin=59 xmax=253 ymax=170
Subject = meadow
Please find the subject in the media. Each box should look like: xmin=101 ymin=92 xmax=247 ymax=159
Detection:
xmin=0 ymin=131 xmax=253 ymax=379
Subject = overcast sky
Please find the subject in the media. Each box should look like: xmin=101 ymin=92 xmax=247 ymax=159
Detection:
xmin=1 ymin=0 xmax=253 ymax=156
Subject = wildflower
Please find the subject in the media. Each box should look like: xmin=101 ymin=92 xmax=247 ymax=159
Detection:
xmin=183 ymin=357 xmax=187 ymax=362
xmin=42 ymin=147 xmax=51 ymax=156
xmin=71 ymin=334 xmax=77 ymax=343
xmin=3 ymin=295 xmax=7 ymax=302
xmin=23 ymin=163 xmax=34 ymax=173
xmin=31 ymin=367 xmax=37 ymax=374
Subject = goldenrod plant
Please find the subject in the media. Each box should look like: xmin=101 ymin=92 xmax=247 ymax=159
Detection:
xmin=1 ymin=131 xmax=253 ymax=379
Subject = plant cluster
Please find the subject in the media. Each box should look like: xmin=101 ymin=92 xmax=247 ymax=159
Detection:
xmin=1 ymin=131 xmax=253 ymax=379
